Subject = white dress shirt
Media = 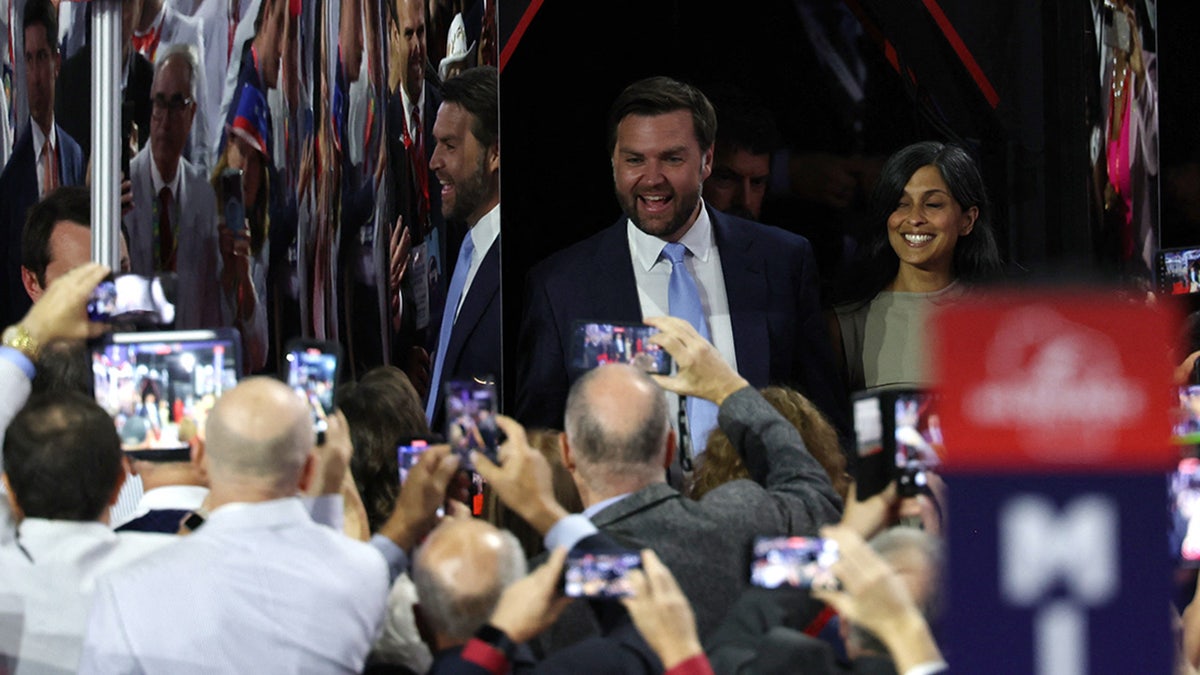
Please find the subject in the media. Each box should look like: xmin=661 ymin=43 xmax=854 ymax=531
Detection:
xmin=0 ymin=348 xmax=36 ymax=547
xmin=454 ymin=204 xmax=500 ymax=320
xmin=79 ymin=497 xmax=389 ymax=674
xmin=626 ymin=202 xmax=739 ymax=443
xmin=0 ymin=520 xmax=174 ymax=673
xmin=149 ymin=153 xmax=183 ymax=203
xmin=399 ymin=84 xmax=426 ymax=147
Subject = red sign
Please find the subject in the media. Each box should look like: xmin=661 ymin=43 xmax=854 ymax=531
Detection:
xmin=932 ymin=291 xmax=1177 ymax=473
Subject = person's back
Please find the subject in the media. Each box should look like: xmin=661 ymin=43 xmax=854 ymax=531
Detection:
xmin=0 ymin=391 xmax=174 ymax=672
xmin=543 ymin=354 xmax=841 ymax=650
xmin=82 ymin=500 xmax=387 ymax=672
xmin=0 ymin=525 xmax=169 ymax=672
xmin=79 ymin=377 xmax=389 ymax=674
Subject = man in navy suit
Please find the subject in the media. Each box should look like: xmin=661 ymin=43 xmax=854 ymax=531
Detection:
xmin=0 ymin=0 xmax=85 ymax=328
xmin=423 ymin=66 xmax=500 ymax=431
xmin=515 ymin=76 xmax=849 ymax=451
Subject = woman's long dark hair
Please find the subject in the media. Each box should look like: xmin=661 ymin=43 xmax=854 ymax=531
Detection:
xmin=837 ymin=141 xmax=1003 ymax=305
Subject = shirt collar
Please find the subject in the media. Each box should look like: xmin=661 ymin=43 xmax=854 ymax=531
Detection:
xmin=583 ymin=492 xmax=633 ymax=519
xmin=626 ymin=200 xmax=714 ymax=272
xmin=202 ymin=496 xmax=312 ymax=531
xmin=469 ymin=203 xmax=501 ymax=258
xmin=137 ymin=485 xmax=209 ymax=513
xmin=30 ymin=119 xmax=57 ymax=161
xmin=399 ymin=83 xmax=426 ymax=137
xmin=17 ymin=518 xmax=116 ymax=549
xmin=150 ymin=152 xmax=184 ymax=199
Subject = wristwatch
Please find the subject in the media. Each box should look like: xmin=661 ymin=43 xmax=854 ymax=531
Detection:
xmin=2 ymin=324 xmax=39 ymax=360
xmin=474 ymin=623 xmax=518 ymax=661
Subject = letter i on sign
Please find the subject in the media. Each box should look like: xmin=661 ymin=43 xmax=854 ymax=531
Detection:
xmin=1000 ymin=495 xmax=1118 ymax=675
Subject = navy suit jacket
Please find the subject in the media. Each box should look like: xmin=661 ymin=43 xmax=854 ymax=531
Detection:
xmin=114 ymin=509 xmax=190 ymax=534
xmin=0 ymin=122 xmax=86 ymax=326
xmin=514 ymin=207 xmax=850 ymax=438
xmin=429 ymin=236 xmax=502 ymax=430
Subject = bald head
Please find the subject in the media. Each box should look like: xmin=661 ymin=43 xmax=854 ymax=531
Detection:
xmin=846 ymin=527 xmax=943 ymax=658
xmin=564 ymin=364 xmax=669 ymax=479
xmin=412 ymin=518 xmax=526 ymax=645
xmin=204 ymin=377 xmax=313 ymax=495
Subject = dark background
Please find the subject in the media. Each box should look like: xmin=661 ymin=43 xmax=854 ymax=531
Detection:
xmin=497 ymin=0 xmax=1192 ymax=414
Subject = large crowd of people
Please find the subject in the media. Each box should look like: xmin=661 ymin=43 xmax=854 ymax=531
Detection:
xmin=0 ymin=0 xmax=1185 ymax=673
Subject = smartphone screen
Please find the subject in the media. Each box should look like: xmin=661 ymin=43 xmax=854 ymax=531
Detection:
xmin=397 ymin=439 xmax=429 ymax=485
xmin=444 ymin=380 xmax=499 ymax=469
xmin=1174 ymin=386 xmax=1200 ymax=446
xmin=91 ymin=330 xmax=241 ymax=458
xmin=894 ymin=392 xmax=943 ymax=497
xmin=570 ymin=321 xmax=672 ymax=375
xmin=1156 ymin=247 xmax=1200 ymax=296
xmin=563 ymin=551 xmax=643 ymax=599
xmin=221 ymin=168 xmax=247 ymax=236
xmin=87 ymin=274 xmax=176 ymax=325
xmin=1171 ymin=457 xmax=1200 ymax=567
xmin=285 ymin=342 xmax=340 ymax=435
xmin=750 ymin=536 xmax=839 ymax=590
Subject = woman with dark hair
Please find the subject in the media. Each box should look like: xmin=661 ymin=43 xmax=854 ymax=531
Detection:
xmin=336 ymin=366 xmax=430 ymax=533
xmin=833 ymin=141 xmax=1002 ymax=390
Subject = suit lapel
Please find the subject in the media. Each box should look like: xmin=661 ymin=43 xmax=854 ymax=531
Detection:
xmin=15 ymin=125 xmax=36 ymax=202
xmin=53 ymin=125 xmax=75 ymax=186
xmin=133 ymin=151 xmax=157 ymax=272
xmin=442 ymin=238 xmax=499 ymax=377
xmin=588 ymin=220 xmax=643 ymax=323
xmin=711 ymin=209 xmax=771 ymax=387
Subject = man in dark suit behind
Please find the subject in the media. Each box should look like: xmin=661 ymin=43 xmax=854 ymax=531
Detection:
xmin=421 ymin=65 xmax=500 ymax=430
xmin=53 ymin=0 xmax=155 ymax=164
xmin=515 ymin=76 xmax=850 ymax=456
xmin=0 ymin=0 xmax=86 ymax=328
xmin=367 ymin=0 xmax=448 ymax=385
xmin=478 ymin=316 xmax=843 ymax=652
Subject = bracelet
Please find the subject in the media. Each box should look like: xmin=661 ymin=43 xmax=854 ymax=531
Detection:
xmin=2 ymin=324 xmax=39 ymax=361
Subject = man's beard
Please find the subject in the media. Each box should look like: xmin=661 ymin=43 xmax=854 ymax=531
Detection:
xmin=444 ymin=152 xmax=491 ymax=223
xmin=616 ymin=188 xmax=702 ymax=240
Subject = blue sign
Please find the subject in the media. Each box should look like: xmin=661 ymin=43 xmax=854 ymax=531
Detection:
xmin=942 ymin=473 xmax=1173 ymax=674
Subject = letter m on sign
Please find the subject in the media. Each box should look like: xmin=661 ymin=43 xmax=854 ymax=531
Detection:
xmin=999 ymin=495 xmax=1118 ymax=607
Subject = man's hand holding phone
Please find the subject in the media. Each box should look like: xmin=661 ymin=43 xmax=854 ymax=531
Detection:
xmin=471 ymin=415 xmax=568 ymax=536
xmin=377 ymin=443 xmax=460 ymax=552
xmin=306 ymin=410 xmax=353 ymax=497
xmin=488 ymin=547 xmax=573 ymax=644
xmin=810 ymin=525 xmax=945 ymax=674
xmin=621 ymin=549 xmax=705 ymax=670
xmin=18 ymin=262 xmax=112 ymax=349
xmin=644 ymin=315 xmax=749 ymax=406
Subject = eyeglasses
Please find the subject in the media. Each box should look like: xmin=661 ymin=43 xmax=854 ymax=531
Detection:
xmin=152 ymin=94 xmax=194 ymax=116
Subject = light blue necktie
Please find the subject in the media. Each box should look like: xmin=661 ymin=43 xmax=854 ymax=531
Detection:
xmin=662 ymin=242 xmax=719 ymax=458
xmin=426 ymin=235 xmax=475 ymax=423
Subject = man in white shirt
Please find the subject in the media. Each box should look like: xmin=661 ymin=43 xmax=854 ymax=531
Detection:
xmin=123 ymin=44 xmax=222 ymax=330
xmin=131 ymin=0 xmax=215 ymax=171
xmin=0 ymin=389 xmax=175 ymax=673
xmin=79 ymin=377 xmax=390 ymax=674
